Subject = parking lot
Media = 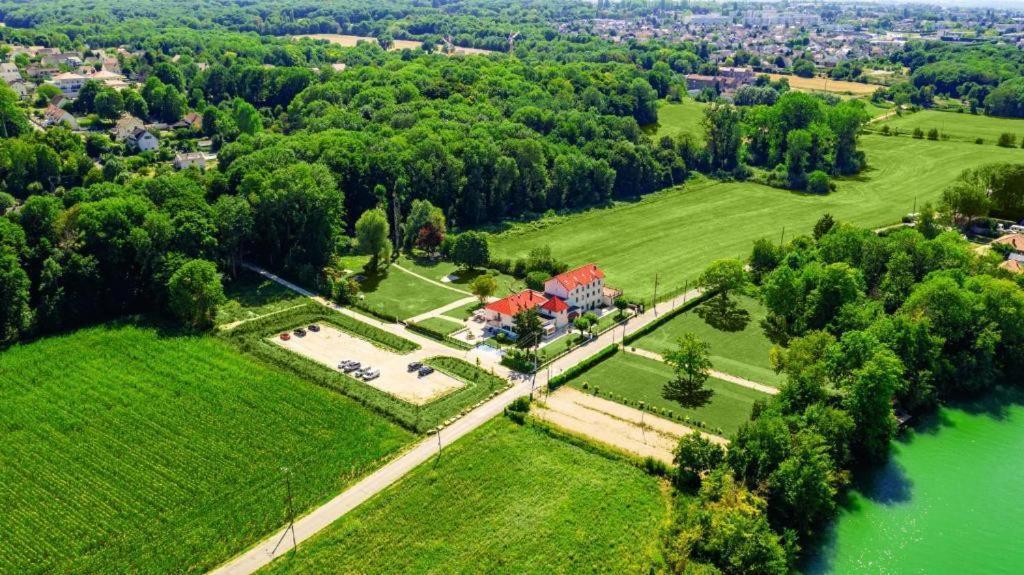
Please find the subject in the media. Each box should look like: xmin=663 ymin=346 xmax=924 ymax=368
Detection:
xmin=270 ymin=325 xmax=465 ymax=405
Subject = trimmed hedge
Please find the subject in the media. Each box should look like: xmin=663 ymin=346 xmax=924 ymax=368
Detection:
xmin=352 ymin=300 xmax=401 ymax=323
xmin=547 ymin=344 xmax=619 ymax=391
xmin=622 ymin=291 xmax=713 ymax=346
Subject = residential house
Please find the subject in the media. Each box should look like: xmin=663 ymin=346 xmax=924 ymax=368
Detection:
xmin=8 ymin=80 xmax=35 ymax=100
xmin=42 ymin=104 xmax=78 ymax=129
xmin=993 ymin=233 xmax=1024 ymax=274
xmin=544 ymin=264 xmax=620 ymax=312
xmin=111 ymin=114 xmax=145 ymax=142
xmin=127 ymin=127 xmax=159 ymax=152
xmin=173 ymin=112 xmax=203 ymax=131
xmin=173 ymin=152 xmax=206 ymax=170
xmin=49 ymin=72 xmax=87 ymax=97
xmin=482 ymin=290 xmax=551 ymax=334
xmin=0 ymin=63 xmax=21 ymax=84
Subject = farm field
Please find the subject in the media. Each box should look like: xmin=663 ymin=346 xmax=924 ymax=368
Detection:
xmin=567 ymin=352 xmax=766 ymax=436
xmin=768 ymin=73 xmax=879 ymax=96
xmin=648 ymin=98 xmax=708 ymax=141
xmin=875 ymin=109 xmax=1024 ymax=145
xmin=0 ymin=323 xmax=411 ymax=575
xmin=260 ymin=418 xmax=669 ymax=575
xmin=217 ymin=270 xmax=309 ymax=326
xmin=633 ymin=295 xmax=782 ymax=387
xmin=491 ymin=135 xmax=1024 ymax=301
xmin=292 ymin=33 xmax=494 ymax=55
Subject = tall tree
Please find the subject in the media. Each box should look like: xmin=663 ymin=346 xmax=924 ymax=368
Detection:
xmin=662 ymin=333 xmax=715 ymax=409
xmin=355 ymin=208 xmax=392 ymax=272
xmin=167 ymin=259 xmax=224 ymax=330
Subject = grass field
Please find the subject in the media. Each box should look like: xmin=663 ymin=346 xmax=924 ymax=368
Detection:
xmin=647 ymin=98 xmax=708 ymax=141
xmin=567 ymin=352 xmax=766 ymax=436
xmin=261 ymin=418 xmax=669 ymax=575
xmin=633 ymin=294 xmax=782 ymax=387
xmin=0 ymin=323 xmax=411 ymax=575
xmin=217 ymin=270 xmax=309 ymax=326
xmin=768 ymin=73 xmax=879 ymax=96
xmin=414 ymin=315 xmax=464 ymax=335
xmin=876 ymin=109 xmax=1024 ymax=145
xmin=491 ymin=135 xmax=1024 ymax=301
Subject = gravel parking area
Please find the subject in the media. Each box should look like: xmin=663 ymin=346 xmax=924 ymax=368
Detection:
xmin=271 ymin=325 xmax=464 ymax=405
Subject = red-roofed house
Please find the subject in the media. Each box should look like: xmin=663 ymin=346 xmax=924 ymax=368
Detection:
xmin=483 ymin=290 xmax=551 ymax=333
xmin=544 ymin=263 xmax=621 ymax=312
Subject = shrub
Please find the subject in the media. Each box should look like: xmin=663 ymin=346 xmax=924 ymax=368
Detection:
xmin=976 ymin=137 xmax=985 ymax=145
xmin=997 ymin=132 xmax=1018 ymax=148
xmin=912 ymin=127 xmax=924 ymax=139
xmin=926 ymin=128 xmax=939 ymax=140
xmin=525 ymin=270 xmax=548 ymax=291
xmin=806 ymin=170 xmax=831 ymax=195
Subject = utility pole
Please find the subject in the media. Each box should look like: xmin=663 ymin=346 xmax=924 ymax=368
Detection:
xmin=390 ymin=186 xmax=401 ymax=260
xmin=780 ymin=226 xmax=786 ymax=246
xmin=652 ymin=273 xmax=660 ymax=316
xmin=271 ymin=467 xmax=297 ymax=556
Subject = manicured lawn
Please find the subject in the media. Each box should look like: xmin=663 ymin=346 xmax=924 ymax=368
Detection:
xmin=0 ymin=323 xmax=411 ymax=575
xmin=217 ymin=270 xmax=309 ymax=325
xmin=633 ymin=295 xmax=782 ymax=387
xmin=647 ymin=98 xmax=708 ymax=142
xmin=442 ymin=299 xmax=483 ymax=320
xmin=491 ymin=135 xmax=1024 ymax=302
xmin=567 ymin=352 xmax=767 ymax=436
xmin=415 ymin=315 xmax=464 ymax=335
xmin=260 ymin=418 xmax=669 ymax=575
xmin=876 ymin=108 xmax=1024 ymax=145
xmin=399 ymin=254 xmax=521 ymax=296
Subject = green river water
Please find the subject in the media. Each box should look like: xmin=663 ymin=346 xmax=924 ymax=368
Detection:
xmin=806 ymin=393 xmax=1024 ymax=574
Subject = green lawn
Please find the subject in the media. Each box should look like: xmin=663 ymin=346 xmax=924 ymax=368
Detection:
xmin=217 ymin=270 xmax=309 ymax=326
xmin=876 ymin=109 xmax=1024 ymax=145
xmin=646 ymin=98 xmax=708 ymax=142
xmin=567 ymin=352 xmax=767 ymax=436
xmin=260 ymin=419 xmax=668 ymax=575
xmin=442 ymin=299 xmax=483 ymax=320
xmin=414 ymin=315 xmax=464 ymax=335
xmin=633 ymin=295 xmax=782 ymax=387
xmin=0 ymin=323 xmax=411 ymax=575
xmin=491 ymin=135 xmax=1024 ymax=302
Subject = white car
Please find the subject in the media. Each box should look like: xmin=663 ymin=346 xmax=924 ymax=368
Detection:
xmin=360 ymin=368 xmax=380 ymax=381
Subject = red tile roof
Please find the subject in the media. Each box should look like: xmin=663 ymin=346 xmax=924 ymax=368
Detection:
xmin=485 ymin=290 xmax=548 ymax=317
xmin=540 ymin=296 xmax=568 ymax=313
xmin=994 ymin=233 xmax=1024 ymax=252
xmin=550 ymin=264 xmax=605 ymax=292
xmin=1000 ymin=259 xmax=1024 ymax=274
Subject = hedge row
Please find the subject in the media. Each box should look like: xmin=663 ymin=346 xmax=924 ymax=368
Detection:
xmin=622 ymin=290 xmax=713 ymax=346
xmin=351 ymin=300 xmax=401 ymax=323
xmin=547 ymin=344 xmax=619 ymax=391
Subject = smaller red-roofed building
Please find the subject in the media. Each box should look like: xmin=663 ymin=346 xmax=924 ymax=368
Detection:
xmin=483 ymin=289 xmax=550 ymax=333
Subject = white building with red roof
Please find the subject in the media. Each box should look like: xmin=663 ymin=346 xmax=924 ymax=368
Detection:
xmin=481 ymin=263 xmax=619 ymax=339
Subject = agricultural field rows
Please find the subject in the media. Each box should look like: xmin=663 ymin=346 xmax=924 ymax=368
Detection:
xmin=0 ymin=324 xmax=411 ymax=574
xmin=259 ymin=419 xmax=669 ymax=575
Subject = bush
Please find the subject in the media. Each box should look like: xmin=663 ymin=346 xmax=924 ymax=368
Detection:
xmin=806 ymin=170 xmax=831 ymax=195
xmin=912 ymin=127 xmax=924 ymax=139
xmin=997 ymin=133 xmax=1018 ymax=148
xmin=976 ymin=137 xmax=985 ymax=145
xmin=525 ymin=270 xmax=548 ymax=291
xmin=926 ymin=128 xmax=940 ymax=141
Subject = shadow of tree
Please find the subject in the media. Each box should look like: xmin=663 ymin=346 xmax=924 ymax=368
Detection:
xmin=696 ymin=296 xmax=751 ymax=332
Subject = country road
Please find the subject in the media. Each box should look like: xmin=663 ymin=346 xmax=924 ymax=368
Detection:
xmin=210 ymin=265 xmax=703 ymax=575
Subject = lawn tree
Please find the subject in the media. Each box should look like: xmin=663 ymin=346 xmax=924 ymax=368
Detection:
xmin=469 ymin=274 xmax=497 ymax=304
xmin=355 ymin=208 xmax=392 ymax=272
xmin=583 ymin=311 xmax=599 ymax=335
xmin=404 ymin=199 xmax=446 ymax=252
xmin=662 ymin=333 xmax=714 ymax=409
xmin=614 ymin=296 xmax=629 ymax=318
xmin=941 ymin=177 xmax=991 ymax=225
xmin=572 ymin=315 xmax=592 ymax=338
xmin=166 ymin=259 xmax=225 ymax=330
xmin=673 ymin=430 xmax=725 ymax=489
xmin=813 ymin=213 xmax=836 ymax=239
xmin=697 ymin=258 xmax=748 ymax=311
xmin=513 ymin=308 xmax=544 ymax=356
xmin=450 ymin=231 xmax=490 ymax=269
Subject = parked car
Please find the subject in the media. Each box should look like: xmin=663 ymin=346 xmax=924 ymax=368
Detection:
xmin=407 ymin=362 xmax=422 ymax=372
xmin=343 ymin=361 xmax=361 ymax=373
xmin=293 ymin=328 xmax=307 ymax=337
xmin=418 ymin=366 xmax=435 ymax=377
xmin=361 ymin=368 xmax=380 ymax=381
xmin=308 ymin=324 xmax=321 ymax=332
xmin=280 ymin=333 xmax=291 ymax=341
xmin=337 ymin=360 xmax=353 ymax=370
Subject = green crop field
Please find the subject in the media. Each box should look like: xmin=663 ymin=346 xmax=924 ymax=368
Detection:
xmin=0 ymin=323 xmax=411 ymax=575
xmin=633 ymin=295 xmax=782 ymax=387
xmin=876 ymin=109 xmax=1024 ymax=145
xmin=261 ymin=418 xmax=669 ymax=575
xmin=217 ymin=270 xmax=309 ymax=326
xmin=568 ymin=352 xmax=766 ymax=436
xmin=491 ymin=135 xmax=1023 ymax=301
xmin=647 ymin=98 xmax=708 ymax=141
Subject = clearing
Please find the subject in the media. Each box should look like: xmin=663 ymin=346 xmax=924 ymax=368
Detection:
xmin=533 ymin=386 xmax=724 ymax=463
xmin=217 ymin=269 xmax=309 ymax=326
xmin=0 ymin=323 xmax=411 ymax=575
xmin=259 ymin=418 xmax=669 ymax=575
xmin=768 ymin=73 xmax=879 ymax=96
xmin=647 ymin=98 xmax=708 ymax=141
xmin=875 ymin=108 xmax=1024 ymax=145
xmin=292 ymin=34 xmax=494 ymax=55
xmin=490 ymin=135 xmax=1024 ymax=301
xmin=271 ymin=325 xmax=464 ymax=405
xmin=632 ymin=294 xmax=782 ymax=387
xmin=566 ymin=352 xmax=767 ymax=436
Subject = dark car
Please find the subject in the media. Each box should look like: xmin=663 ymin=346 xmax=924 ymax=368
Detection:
xmin=293 ymin=328 xmax=307 ymax=337
xmin=308 ymin=324 xmax=321 ymax=332
xmin=418 ymin=366 xmax=435 ymax=377
xmin=279 ymin=332 xmax=291 ymax=341
xmin=407 ymin=362 xmax=423 ymax=372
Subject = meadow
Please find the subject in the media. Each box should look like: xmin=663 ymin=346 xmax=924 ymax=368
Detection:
xmin=217 ymin=270 xmax=310 ymax=326
xmin=0 ymin=323 xmax=411 ymax=575
xmin=491 ymin=135 xmax=1024 ymax=301
xmin=568 ymin=352 xmax=766 ymax=436
xmin=875 ymin=108 xmax=1024 ymax=145
xmin=768 ymin=73 xmax=879 ymax=96
xmin=633 ymin=294 xmax=782 ymax=387
xmin=647 ymin=98 xmax=708 ymax=141
xmin=260 ymin=419 xmax=669 ymax=575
